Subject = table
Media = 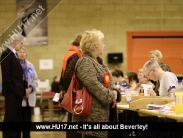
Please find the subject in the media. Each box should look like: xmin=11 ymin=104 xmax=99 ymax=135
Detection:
xmin=138 ymin=109 xmax=183 ymax=122
xmin=117 ymin=104 xmax=129 ymax=110
xmin=117 ymin=103 xmax=183 ymax=122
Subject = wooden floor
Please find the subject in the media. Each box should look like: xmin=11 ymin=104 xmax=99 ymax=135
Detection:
xmin=0 ymin=114 xmax=67 ymax=138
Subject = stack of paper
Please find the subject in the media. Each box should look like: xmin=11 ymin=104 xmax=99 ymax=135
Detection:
xmin=146 ymin=104 xmax=164 ymax=110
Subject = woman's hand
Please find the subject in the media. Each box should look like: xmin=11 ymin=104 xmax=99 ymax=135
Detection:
xmin=24 ymin=88 xmax=31 ymax=98
xmin=147 ymin=88 xmax=156 ymax=96
xmin=59 ymin=91 xmax=66 ymax=98
xmin=136 ymin=88 xmax=140 ymax=95
xmin=111 ymin=90 xmax=117 ymax=108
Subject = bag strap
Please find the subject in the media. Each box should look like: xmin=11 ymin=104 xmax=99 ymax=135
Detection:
xmin=74 ymin=57 xmax=86 ymax=90
xmin=73 ymin=59 xmax=81 ymax=90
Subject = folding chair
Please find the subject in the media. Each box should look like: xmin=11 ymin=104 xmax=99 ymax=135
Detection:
xmin=0 ymin=105 xmax=3 ymax=122
xmin=40 ymin=91 xmax=65 ymax=122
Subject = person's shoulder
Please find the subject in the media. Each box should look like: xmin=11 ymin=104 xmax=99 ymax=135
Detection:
xmin=165 ymin=71 xmax=174 ymax=75
xmin=65 ymin=52 xmax=79 ymax=63
xmin=78 ymin=56 xmax=93 ymax=64
xmin=26 ymin=60 xmax=32 ymax=65
xmin=1 ymin=48 xmax=12 ymax=60
xmin=76 ymin=57 xmax=93 ymax=70
xmin=26 ymin=60 xmax=35 ymax=68
xmin=70 ymin=53 xmax=79 ymax=59
xmin=26 ymin=60 xmax=32 ymax=64
xmin=1 ymin=48 xmax=10 ymax=56
xmin=164 ymin=71 xmax=177 ymax=78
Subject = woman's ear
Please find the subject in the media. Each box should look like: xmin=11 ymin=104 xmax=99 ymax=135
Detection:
xmin=93 ymin=45 xmax=98 ymax=49
xmin=13 ymin=40 xmax=16 ymax=45
xmin=94 ymin=44 xmax=98 ymax=49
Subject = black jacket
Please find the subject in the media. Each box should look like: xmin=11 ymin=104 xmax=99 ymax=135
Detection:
xmin=60 ymin=53 xmax=79 ymax=91
xmin=1 ymin=48 xmax=25 ymax=97
xmin=51 ymin=82 xmax=60 ymax=93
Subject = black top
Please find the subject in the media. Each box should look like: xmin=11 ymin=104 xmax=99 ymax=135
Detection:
xmin=60 ymin=53 xmax=79 ymax=91
xmin=51 ymin=82 xmax=60 ymax=93
xmin=1 ymin=48 xmax=25 ymax=97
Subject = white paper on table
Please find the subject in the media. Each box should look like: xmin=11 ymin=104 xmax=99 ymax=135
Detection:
xmin=141 ymin=84 xmax=153 ymax=96
xmin=147 ymin=104 xmax=164 ymax=110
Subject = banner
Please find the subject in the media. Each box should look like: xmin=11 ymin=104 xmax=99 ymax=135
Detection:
xmin=0 ymin=122 xmax=183 ymax=131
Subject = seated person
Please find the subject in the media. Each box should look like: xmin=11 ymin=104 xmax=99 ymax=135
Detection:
xmin=149 ymin=49 xmax=172 ymax=95
xmin=51 ymin=76 xmax=61 ymax=105
xmin=111 ymin=69 xmax=127 ymax=86
xmin=125 ymin=71 xmax=139 ymax=90
xmin=51 ymin=76 xmax=60 ymax=93
xmin=134 ymin=68 xmax=155 ymax=91
xmin=143 ymin=60 xmax=177 ymax=97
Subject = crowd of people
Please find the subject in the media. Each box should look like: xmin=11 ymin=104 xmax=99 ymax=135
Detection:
xmin=0 ymin=30 xmax=180 ymax=138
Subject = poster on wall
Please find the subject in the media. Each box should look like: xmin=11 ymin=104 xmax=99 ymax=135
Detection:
xmin=16 ymin=0 xmax=48 ymax=46
xmin=39 ymin=59 xmax=53 ymax=70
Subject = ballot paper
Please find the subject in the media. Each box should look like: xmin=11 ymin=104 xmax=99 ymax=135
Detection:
xmin=141 ymin=84 xmax=153 ymax=96
xmin=147 ymin=104 xmax=164 ymax=110
xmin=53 ymin=93 xmax=60 ymax=102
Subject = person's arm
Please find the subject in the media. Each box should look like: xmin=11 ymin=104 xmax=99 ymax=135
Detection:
xmin=51 ymin=83 xmax=55 ymax=92
xmin=109 ymin=72 xmax=121 ymax=103
xmin=77 ymin=58 xmax=114 ymax=106
xmin=61 ymin=54 xmax=79 ymax=91
xmin=154 ymin=90 xmax=159 ymax=96
xmin=164 ymin=73 xmax=177 ymax=93
xmin=147 ymin=88 xmax=157 ymax=96
xmin=27 ymin=63 xmax=38 ymax=93
xmin=1 ymin=51 xmax=14 ymax=92
xmin=51 ymin=82 xmax=60 ymax=93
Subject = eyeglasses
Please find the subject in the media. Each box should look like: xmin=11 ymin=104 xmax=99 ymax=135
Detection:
xmin=145 ymin=69 xmax=152 ymax=78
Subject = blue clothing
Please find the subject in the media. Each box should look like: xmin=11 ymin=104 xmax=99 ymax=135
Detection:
xmin=22 ymin=60 xmax=38 ymax=107
xmin=20 ymin=60 xmax=28 ymax=82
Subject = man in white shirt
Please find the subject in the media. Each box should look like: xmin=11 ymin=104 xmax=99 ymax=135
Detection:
xmin=143 ymin=60 xmax=177 ymax=97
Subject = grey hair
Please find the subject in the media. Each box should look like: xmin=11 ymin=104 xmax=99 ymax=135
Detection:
xmin=139 ymin=68 xmax=143 ymax=73
xmin=10 ymin=33 xmax=25 ymax=43
xmin=144 ymin=60 xmax=160 ymax=70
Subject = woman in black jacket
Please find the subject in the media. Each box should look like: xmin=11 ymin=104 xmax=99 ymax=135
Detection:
xmin=59 ymin=33 xmax=82 ymax=138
